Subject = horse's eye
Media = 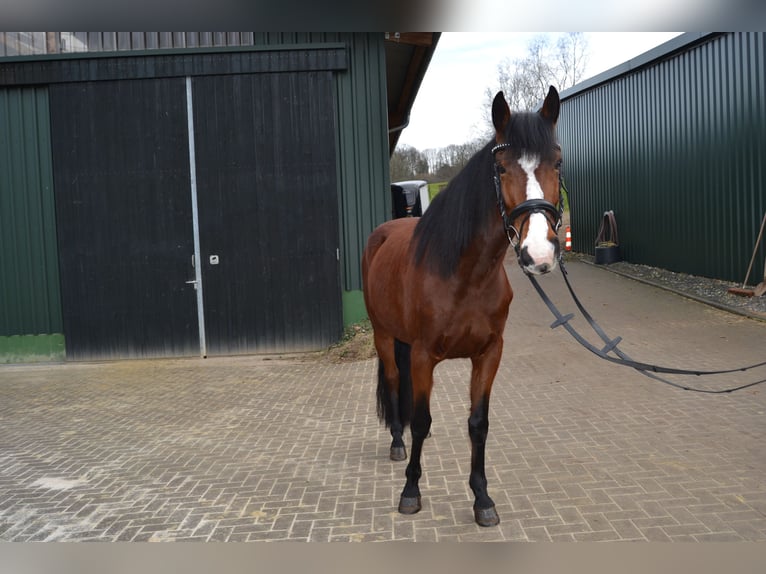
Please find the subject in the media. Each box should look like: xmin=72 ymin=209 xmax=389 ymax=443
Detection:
xmin=555 ymin=160 xmax=562 ymax=170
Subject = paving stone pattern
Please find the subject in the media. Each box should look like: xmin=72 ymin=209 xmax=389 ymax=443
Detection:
xmin=1 ymin=260 xmax=765 ymax=541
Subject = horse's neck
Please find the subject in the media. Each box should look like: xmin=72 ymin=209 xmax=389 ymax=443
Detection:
xmin=459 ymin=214 xmax=510 ymax=283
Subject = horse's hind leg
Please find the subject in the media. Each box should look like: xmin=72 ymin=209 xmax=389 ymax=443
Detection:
xmin=468 ymin=340 xmax=503 ymax=527
xmin=374 ymin=332 xmax=408 ymax=461
xmin=398 ymin=347 xmax=434 ymax=515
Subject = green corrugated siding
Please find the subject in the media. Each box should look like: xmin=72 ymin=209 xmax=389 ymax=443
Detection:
xmin=559 ymin=32 xmax=766 ymax=284
xmin=0 ymin=33 xmax=387 ymax=343
xmin=333 ymin=33 xmax=390 ymax=291
xmin=0 ymin=86 xmax=62 ymax=336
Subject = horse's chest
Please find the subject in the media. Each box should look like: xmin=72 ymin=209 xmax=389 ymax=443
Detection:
xmin=430 ymin=296 xmax=509 ymax=359
xmin=432 ymin=315 xmax=497 ymax=359
xmin=413 ymin=266 xmax=511 ymax=359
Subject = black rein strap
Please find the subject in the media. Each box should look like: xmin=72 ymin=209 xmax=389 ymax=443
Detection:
xmin=490 ymin=143 xmax=765 ymax=393
xmin=526 ymin=262 xmax=766 ymax=394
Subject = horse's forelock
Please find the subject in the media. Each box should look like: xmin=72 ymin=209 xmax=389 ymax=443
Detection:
xmin=502 ymin=112 xmax=558 ymax=162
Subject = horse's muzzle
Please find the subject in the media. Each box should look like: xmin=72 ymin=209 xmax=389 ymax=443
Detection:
xmin=519 ymin=238 xmax=559 ymax=275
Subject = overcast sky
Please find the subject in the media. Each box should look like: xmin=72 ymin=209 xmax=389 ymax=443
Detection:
xmin=397 ymin=32 xmax=683 ymax=150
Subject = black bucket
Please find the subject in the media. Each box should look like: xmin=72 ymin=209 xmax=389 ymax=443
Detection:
xmin=595 ymin=244 xmax=620 ymax=265
xmin=595 ymin=211 xmax=621 ymax=265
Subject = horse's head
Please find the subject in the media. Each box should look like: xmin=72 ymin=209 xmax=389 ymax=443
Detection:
xmin=491 ymin=86 xmax=562 ymax=275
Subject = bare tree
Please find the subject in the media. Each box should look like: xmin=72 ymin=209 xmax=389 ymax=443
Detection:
xmin=484 ymin=33 xmax=589 ymax=120
xmin=555 ymin=32 xmax=589 ymax=89
xmin=390 ymin=144 xmax=429 ymax=182
xmin=390 ymin=138 xmax=486 ymax=184
xmin=425 ymin=138 xmax=486 ymax=180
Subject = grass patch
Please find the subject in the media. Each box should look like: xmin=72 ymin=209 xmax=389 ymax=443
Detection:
xmin=428 ymin=182 xmax=448 ymax=201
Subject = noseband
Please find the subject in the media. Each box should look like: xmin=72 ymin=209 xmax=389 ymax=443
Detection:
xmin=491 ymin=142 xmax=563 ymax=253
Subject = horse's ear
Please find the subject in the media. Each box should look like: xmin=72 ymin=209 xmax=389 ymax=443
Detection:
xmin=540 ymin=85 xmax=560 ymax=125
xmin=492 ymin=91 xmax=511 ymax=137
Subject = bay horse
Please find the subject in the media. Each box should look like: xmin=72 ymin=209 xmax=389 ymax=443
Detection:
xmin=362 ymin=87 xmax=563 ymax=527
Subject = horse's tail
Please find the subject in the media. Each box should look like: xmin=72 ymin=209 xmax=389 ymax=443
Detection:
xmin=376 ymin=339 xmax=413 ymax=429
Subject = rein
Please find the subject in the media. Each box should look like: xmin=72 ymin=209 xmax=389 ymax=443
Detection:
xmin=526 ymin=263 xmax=766 ymax=393
xmin=491 ymin=145 xmax=766 ymax=393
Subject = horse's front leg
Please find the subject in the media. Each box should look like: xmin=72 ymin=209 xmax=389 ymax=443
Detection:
xmin=398 ymin=345 xmax=435 ymax=515
xmin=468 ymin=338 xmax=503 ymax=527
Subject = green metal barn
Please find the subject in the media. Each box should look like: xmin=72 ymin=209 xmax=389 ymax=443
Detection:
xmin=0 ymin=32 xmax=438 ymax=362
xmin=559 ymin=32 xmax=765 ymax=286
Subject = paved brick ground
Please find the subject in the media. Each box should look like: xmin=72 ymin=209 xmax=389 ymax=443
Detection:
xmin=1 ymin=259 xmax=765 ymax=542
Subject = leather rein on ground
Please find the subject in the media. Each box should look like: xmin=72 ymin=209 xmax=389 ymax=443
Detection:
xmin=526 ymin=262 xmax=766 ymax=394
xmin=492 ymin=147 xmax=766 ymax=394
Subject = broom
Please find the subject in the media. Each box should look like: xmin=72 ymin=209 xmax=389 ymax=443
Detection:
xmin=728 ymin=211 xmax=766 ymax=297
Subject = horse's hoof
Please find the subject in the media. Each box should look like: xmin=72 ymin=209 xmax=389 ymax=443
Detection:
xmin=390 ymin=446 xmax=407 ymax=461
xmin=474 ymin=506 xmax=500 ymax=527
xmin=398 ymin=495 xmax=422 ymax=515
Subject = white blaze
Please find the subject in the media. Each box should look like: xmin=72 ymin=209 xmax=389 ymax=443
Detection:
xmin=517 ymin=153 xmax=555 ymax=267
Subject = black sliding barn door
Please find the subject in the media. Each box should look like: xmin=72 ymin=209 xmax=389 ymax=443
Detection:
xmin=49 ymin=72 xmax=342 ymax=360
xmin=50 ymin=79 xmax=199 ymax=360
xmin=192 ymin=72 xmax=342 ymax=355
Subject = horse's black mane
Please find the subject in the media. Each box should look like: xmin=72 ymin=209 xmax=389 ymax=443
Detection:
xmin=412 ymin=111 xmax=557 ymax=277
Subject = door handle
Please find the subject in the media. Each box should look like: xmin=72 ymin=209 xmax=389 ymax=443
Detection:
xmin=185 ymin=279 xmax=198 ymax=290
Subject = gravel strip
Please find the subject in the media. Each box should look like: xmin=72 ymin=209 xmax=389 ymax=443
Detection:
xmin=572 ymin=254 xmax=766 ymax=322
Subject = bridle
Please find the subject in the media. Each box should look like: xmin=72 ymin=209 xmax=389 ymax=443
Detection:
xmin=491 ymin=142 xmax=564 ymax=257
